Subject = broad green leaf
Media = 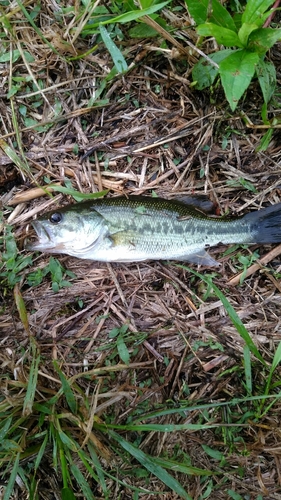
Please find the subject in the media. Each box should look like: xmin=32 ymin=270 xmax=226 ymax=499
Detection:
xmin=238 ymin=23 xmax=259 ymax=46
xmin=62 ymin=487 xmax=76 ymax=500
xmin=99 ymin=25 xmax=128 ymax=73
xmin=248 ymin=28 xmax=281 ymax=55
xmin=117 ymin=335 xmax=130 ymax=365
xmin=256 ymin=59 xmax=276 ymax=104
xmin=242 ymin=0 xmax=275 ymax=26
xmin=219 ymin=49 xmax=259 ymax=111
xmin=197 ymin=23 xmax=243 ymax=48
xmin=192 ymin=49 xmax=233 ymax=89
xmin=185 ymin=0 xmax=236 ymax=31
xmin=110 ymin=430 xmax=192 ymax=499
xmin=0 ymin=50 xmax=35 ymax=63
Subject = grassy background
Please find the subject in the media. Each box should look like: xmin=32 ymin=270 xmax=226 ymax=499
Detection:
xmin=1 ymin=1 xmax=281 ymax=499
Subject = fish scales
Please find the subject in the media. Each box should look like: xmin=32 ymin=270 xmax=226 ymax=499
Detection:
xmin=26 ymin=195 xmax=281 ymax=267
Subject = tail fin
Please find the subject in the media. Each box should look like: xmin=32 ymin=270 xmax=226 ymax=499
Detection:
xmin=243 ymin=202 xmax=281 ymax=243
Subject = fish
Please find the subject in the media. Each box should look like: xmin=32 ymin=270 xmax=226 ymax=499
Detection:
xmin=26 ymin=195 xmax=281 ymax=267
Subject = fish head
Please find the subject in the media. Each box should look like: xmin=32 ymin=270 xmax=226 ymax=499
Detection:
xmin=26 ymin=204 xmax=105 ymax=257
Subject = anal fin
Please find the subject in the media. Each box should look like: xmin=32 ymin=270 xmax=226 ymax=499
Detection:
xmin=181 ymin=249 xmax=221 ymax=267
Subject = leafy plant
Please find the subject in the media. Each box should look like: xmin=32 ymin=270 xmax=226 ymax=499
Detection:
xmin=186 ymin=0 xmax=281 ymax=112
xmin=27 ymin=257 xmax=76 ymax=292
xmin=0 ymin=337 xmax=216 ymax=500
xmin=0 ymin=224 xmax=32 ymax=288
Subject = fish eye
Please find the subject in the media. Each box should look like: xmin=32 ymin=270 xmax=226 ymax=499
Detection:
xmin=49 ymin=212 xmax=63 ymax=224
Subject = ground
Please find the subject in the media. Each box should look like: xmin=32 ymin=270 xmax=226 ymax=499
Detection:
xmin=1 ymin=1 xmax=281 ymax=499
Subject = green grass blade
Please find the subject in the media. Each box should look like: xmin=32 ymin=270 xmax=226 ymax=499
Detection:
xmin=34 ymin=432 xmax=48 ymax=471
xmin=0 ymin=139 xmax=31 ymax=178
xmin=87 ymin=2 xmax=170 ymax=28
xmin=47 ymin=185 xmax=108 ymax=201
xmin=3 ymin=453 xmax=20 ymax=500
xmin=176 ymin=265 xmax=265 ymax=364
xmin=88 ymin=444 xmax=109 ymax=498
xmin=243 ymin=345 xmax=252 ymax=395
xmin=99 ymin=25 xmax=128 ymax=73
xmin=108 ymin=430 xmax=192 ymax=500
xmin=152 ymin=456 xmax=213 ymax=476
xmin=15 ymin=0 xmax=62 ymax=56
xmin=53 ymin=361 xmax=77 ymax=414
xmin=22 ymin=338 xmax=40 ymax=416
xmin=0 ymin=417 xmax=13 ymax=440
xmin=264 ymin=341 xmax=281 ymax=396
xmin=61 ymin=487 xmax=76 ymax=500
xmin=70 ymin=463 xmax=95 ymax=500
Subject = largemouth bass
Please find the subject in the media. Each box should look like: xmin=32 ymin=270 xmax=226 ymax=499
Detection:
xmin=27 ymin=196 xmax=281 ymax=266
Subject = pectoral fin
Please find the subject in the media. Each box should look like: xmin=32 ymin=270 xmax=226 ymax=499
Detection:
xmin=181 ymin=249 xmax=221 ymax=267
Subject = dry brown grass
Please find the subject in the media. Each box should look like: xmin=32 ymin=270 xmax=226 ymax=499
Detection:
xmin=1 ymin=1 xmax=281 ymax=499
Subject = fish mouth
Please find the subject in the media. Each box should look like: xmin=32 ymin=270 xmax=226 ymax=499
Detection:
xmin=25 ymin=221 xmax=54 ymax=251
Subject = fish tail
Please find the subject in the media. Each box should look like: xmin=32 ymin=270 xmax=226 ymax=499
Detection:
xmin=243 ymin=202 xmax=281 ymax=243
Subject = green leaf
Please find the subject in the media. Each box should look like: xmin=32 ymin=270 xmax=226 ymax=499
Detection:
xmin=202 ymin=444 xmax=224 ymax=460
xmin=117 ymin=335 xmax=130 ymax=365
xmin=109 ymin=430 xmax=192 ymax=500
xmin=7 ymin=84 xmax=21 ymax=98
xmin=54 ymin=361 xmax=77 ymax=414
xmin=185 ymin=0 xmax=236 ymax=31
xmin=197 ymin=23 xmax=243 ymax=48
xmin=47 ymin=185 xmax=108 ymax=201
xmin=0 ymin=418 xmax=13 ymax=441
xmin=22 ymin=338 xmax=40 ymax=416
xmin=59 ymin=431 xmax=78 ymax=452
xmin=34 ymin=433 xmax=48 ymax=471
xmin=70 ymin=464 xmax=95 ymax=500
xmin=61 ymin=487 xmax=76 ymax=500
xmin=264 ymin=341 xmax=281 ymax=396
xmin=256 ymin=59 xmax=276 ymax=104
xmin=248 ymin=28 xmax=281 ymax=55
xmin=256 ymin=128 xmax=273 ymax=152
xmin=129 ymin=23 xmax=160 ymax=38
xmin=242 ymin=0 xmax=275 ymax=26
xmin=238 ymin=23 xmax=259 ymax=46
xmin=153 ymin=456 xmax=213 ymax=476
xmin=192 ymin=49 xmax=233 ymax=89
xmin=85 ymin=2 xmax=169 ymax=29
xmin=219 ymin=49 xmax=259 ymax=111
xmin=99 ymin=25 xmax=128 ymax=73
xmin=0 ymin=49 xmax=20 ymax=63
xmin=3 ymin=454 xmax=20 ymax=500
